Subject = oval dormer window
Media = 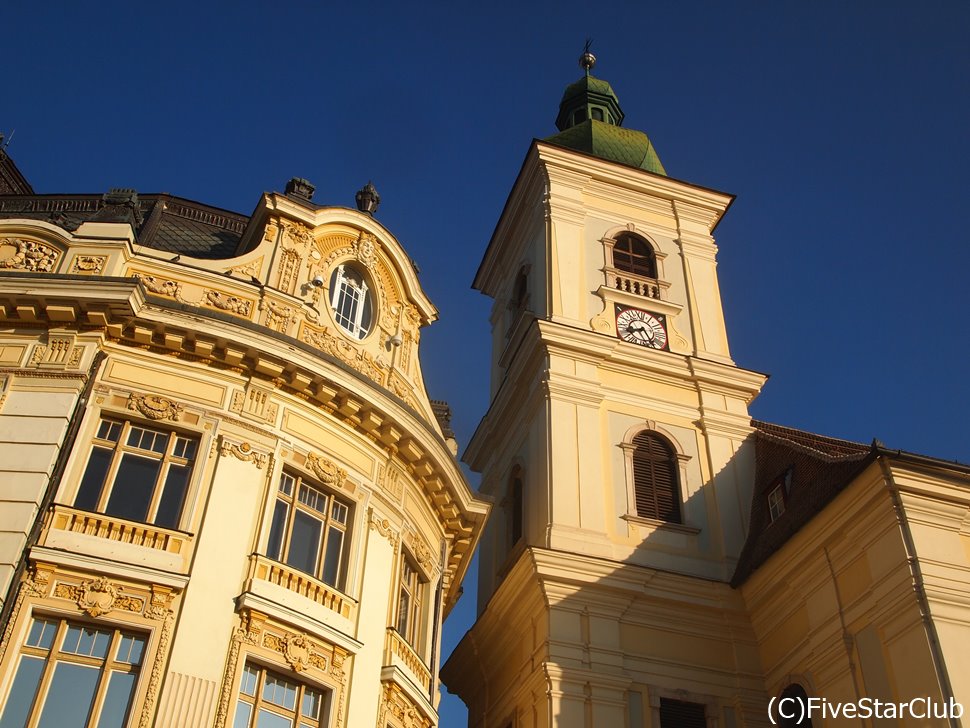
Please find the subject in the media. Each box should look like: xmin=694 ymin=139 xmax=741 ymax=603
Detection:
xmin=329 ymin=264 xmax=373 ymax=340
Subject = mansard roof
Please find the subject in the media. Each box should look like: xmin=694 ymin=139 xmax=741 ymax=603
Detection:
xmin=0 ymin=192 xmax=249 ymax=259
xmin=732 ymin=420 xmax=970 ymax=587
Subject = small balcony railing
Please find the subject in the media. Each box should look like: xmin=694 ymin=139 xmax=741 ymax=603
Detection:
xmin=46 ymin=505 xmax=190 ymax=555
xmin=383 ymin=627 xmax=432 ymax=693
xmin=248 ymin=554 xmax=355 ymax=620
xmin=605 ymin=267 xmax=663 ymax=300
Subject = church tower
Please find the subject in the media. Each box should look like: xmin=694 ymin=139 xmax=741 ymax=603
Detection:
xmin=443 ymin=51 xmax=770 ymax=727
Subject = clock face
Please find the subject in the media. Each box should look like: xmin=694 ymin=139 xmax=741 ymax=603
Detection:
xmin=615 ymin=306 xmax=668 ymax=350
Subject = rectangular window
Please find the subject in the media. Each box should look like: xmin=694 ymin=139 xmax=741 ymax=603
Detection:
xmin=0 ymin=617 xmax=145 ymax=728
xmin=767 ymin=483 xmax=786 ymax=522
xmin=396 ymin=555 xmax=425 ymax=650
xmin=233 ymin=662 xmax=325 ymax=728
xmin=266 ymin=472 xmax=350 ymax=590
xmin=74 ymin=417 xmax=198 ymax=530
xmin=659 ymin=698 xmax=706 ymax=728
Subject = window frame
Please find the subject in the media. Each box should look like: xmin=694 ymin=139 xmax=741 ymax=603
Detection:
xmin=0 ymin=616 xmax=147 ymax=728
xmin=620 ymin=425 xmax=695 ymax=532
xmin=328 ymin=263 xmax=373 ymax=340
xmin=395 ymin=553 xmax=426 ymax=653
xmin=265 ymin=470 xmax=353 ymax=591
xmin=72 ymin=416 xmax=200 ymax=531
xmin=233 ymin=661 xmax=328 ymax=728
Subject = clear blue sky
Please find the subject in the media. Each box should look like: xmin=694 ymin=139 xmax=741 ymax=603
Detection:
xmin=5 ymin=2 xmax=969 ymax=725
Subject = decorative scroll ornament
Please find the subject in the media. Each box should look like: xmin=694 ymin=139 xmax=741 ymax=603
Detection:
xmin=306 ymin=453 xmax=347 ymax=487
xmin=283 ymin=633 xmax=312 ymax=672
xmin=218 ymin=439 xmax=269 ymax=469
xmin=0 ymin=238 xmax=59 ymax=272
xmin=128 ymin=393 xmax=184 ymax=421
xmin=369 ymin=511 xmax=400 ymax=548
xmin=77 ymin=576 xmax=119 ymax=617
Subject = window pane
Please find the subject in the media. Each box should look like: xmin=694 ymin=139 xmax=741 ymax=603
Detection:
xmin=156 ymin=464 xmax=190 ymax=529
xmin=255 ymin=709 xmax=291 ymax=728
xmin=105 ymin=454 xmax=160 ymax=523
xmin=240 ymin=664 xmax=259 ymax=697
xmin=63 ymin=625 xmax=110 ymax=659
xmin=302 ymin=689 xmax=321 ymax=719
xmin=95 ymin=671 xmax=136 ymax=728
xmin=279 ymin=473 xmax=294 ymax=496
xmin=397 ymin=591 xmax=410 ymax=635
xmin=26 ymin=618 xmax=57 ymax=649
xmin=116 ymin=634 xmax=145 ymax=666
xmin=331 ymin=501 xmax=347 ymax=524
xmin=267 ymin=501 xmax=289 ymax=562
xmin=75 ymin=447 xmax=112 ymax=512
xmin=262 ymin=673 xmax=297 ymax=710
xmin=233 ymin=701 xmax=253 ymax=728
xmin=37 ymin=662 xmax=99 ymax=728
xmin=322 ymin=528 xmax=343 ymax=588
xmin=0 ymin=655 xmax=44 ymax=728
xmin=287 ymin=511 xmax=322 ymax=576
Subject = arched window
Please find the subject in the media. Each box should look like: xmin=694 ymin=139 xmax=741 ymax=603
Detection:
xmin=776 ymin=684 xmax=813 ymax=727
xmin=631 ymin=431 xmax=681 ymax=523
xmin=612 ymin=233 xmax=657 ymax=279
xmin=329 ymin=263 xmax=373 ymax=339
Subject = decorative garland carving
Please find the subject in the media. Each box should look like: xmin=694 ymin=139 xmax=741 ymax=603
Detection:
xmin=369 ymin=511 xmax=400 ymax=549
xmin=378 ymin=682 xmax=432 ymax=728
xmin=0 ymin=238 xmax=60 ymax=272
xmin=299 ymin=324 xmax=388 ymax=386
xmin=261 ymin=299 xmax=296 ymax=333
xmin=127 ymin=393 xmax=184 ymax=421
xmin=0 ymin=563 xmax=55 ymax=668
xmin=218 ymin=439 xmax=269 ymax=469
xmin=306 ymin=452 xmax=347 ymax=487
xmin=71 ymin=255 xmax=107 ymax=274
xmin=135 ymin=273 xmax=181 ymax=298
xmin=138 ymin=610 xmax=174 ymax=728
xmin=134 ymin=273 xmax=254 ymax=318
xmin=403 ymin=530 xmax=435 ymax=573
xmin=205 ymin=290 xmax=252 ymax=316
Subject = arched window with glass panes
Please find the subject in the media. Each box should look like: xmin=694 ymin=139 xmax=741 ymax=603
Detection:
xmin=631 ymin=431 xmax=681 ymax=523
xmin=612 ymin=233 xmax=657 ymax=279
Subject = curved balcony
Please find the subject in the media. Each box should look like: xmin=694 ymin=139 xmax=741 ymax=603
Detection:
xmin=247 ymin=554 xmax=356 ymax=621
xmin=383 ymin=627 xmax=431 ymax=694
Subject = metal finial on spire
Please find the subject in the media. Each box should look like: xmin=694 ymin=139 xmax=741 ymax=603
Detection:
xmin=579 ymin=38 xmax=596 ymax=75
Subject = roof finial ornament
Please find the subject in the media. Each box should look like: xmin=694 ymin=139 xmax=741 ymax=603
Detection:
xmin=579 ymin=38 xmax=596 ymax=76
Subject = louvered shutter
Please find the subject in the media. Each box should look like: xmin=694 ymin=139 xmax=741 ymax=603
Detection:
xmin=659 ymin=698 xmax=706 ymax=728
xmin=632 ymin=432 xmax=681 ymax=523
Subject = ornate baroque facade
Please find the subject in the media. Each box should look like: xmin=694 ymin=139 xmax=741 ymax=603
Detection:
xmin=0 ymin=165 xmax=489 ymax=727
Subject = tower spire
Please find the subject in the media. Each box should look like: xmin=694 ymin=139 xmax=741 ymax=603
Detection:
xmin=580 ymin=38 xmax=596 ymax=75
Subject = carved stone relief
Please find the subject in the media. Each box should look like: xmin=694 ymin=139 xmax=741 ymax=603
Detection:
xmin=127 ymin=393 xmax=184 ymax=421
xmin=217 ymin=438 xmax=270 ymax=469
xmin=70 ymin=255 xmax=107 ymax=274
xmin=133 ymin=273 xmax=255 ymax=319
xmin=0 ymin=238 xmax=60 ymax=272
xmin=299 ymin=323 xmax=389 ymax=387
xmin=306 ymin=452 xmax=347 ymax=487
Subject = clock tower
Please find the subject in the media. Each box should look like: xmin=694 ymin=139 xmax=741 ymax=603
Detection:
xmin=443 ymin=51 xmax=771 ymax=727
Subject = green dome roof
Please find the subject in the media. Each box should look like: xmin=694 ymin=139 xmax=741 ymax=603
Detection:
xmin=548 ymin=68 xmax=665 ymax=176
xmin=544 ymin=120 xmax=667 ymax=175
